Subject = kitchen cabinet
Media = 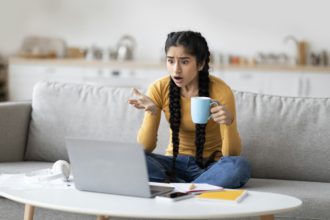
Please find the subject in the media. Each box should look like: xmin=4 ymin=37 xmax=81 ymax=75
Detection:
xmin=8 ymin=58 xmax=330 ymax=101
xmin=82 ymin=68 xmax=164 ymax=88
xmin=8 ymin=61 xmax=165 ymax=101
xmin=9 ymin=65 xmax=85 ymax=101
xmin=299 ymin=72 xmax=330 ymax=97
xmin=215 ymin=70 xmax=330 ymax=98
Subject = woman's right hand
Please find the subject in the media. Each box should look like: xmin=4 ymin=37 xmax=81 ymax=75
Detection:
xmin=128 ymin=88 xmax=158 ymax=115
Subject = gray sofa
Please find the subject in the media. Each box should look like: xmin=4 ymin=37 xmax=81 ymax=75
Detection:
xmin=1 ymin=81 xmax=330 ymax=220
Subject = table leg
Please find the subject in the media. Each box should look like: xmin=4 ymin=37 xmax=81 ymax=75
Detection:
xmin=24 ymin=204 xmax=35 ymax=220
xmin=96 ymin=216 xmax=109 ymax=220
xmin=260 ymin=215 xmax=274 ymax=220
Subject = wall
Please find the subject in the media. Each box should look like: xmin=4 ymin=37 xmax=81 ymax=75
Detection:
xmin=0 ymin=0 xmax=329 ymax=62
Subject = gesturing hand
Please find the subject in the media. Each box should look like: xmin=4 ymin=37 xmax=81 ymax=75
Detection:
xmin=210 ymin=103 xmax=233 ymax=125
xmin=128 ymin=88 xmax=158 ymax=115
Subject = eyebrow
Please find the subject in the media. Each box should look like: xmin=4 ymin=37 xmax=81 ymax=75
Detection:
xmin=166 ymin=56 xmax=191 ymax=60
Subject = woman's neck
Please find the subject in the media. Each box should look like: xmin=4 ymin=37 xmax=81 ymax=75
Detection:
xmin=181 ymin=82 xmax=199 ymax=98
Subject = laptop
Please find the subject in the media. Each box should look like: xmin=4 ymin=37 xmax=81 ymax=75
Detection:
xmin=65 ymin=137 xmax=174 ymax=198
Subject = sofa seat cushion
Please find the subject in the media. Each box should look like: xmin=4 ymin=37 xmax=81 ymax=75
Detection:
xmin=0 ymin=162 xmax=52 ymax=174
xmin=245 ymin=178 xmax=330 ymax=220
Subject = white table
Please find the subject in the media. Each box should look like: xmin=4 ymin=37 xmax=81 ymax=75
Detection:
xmin=0 ymin=186 xmax=302 ymax=220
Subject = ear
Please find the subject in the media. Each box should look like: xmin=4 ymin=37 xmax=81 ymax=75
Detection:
xmin=198 ymin=62 xmax=205 ymax=71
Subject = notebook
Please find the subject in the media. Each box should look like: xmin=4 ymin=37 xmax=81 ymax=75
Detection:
xmin=197 ymin=189 xmax=248 ymax=203
xmin=65 ymin=137 xmax=174 ymax=198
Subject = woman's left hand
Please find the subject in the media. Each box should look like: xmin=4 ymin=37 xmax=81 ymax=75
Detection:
xmin=210 ymin=103 xmax=233 ymax=125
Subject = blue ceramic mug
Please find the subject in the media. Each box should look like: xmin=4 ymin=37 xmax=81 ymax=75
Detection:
xmin=191 ymin=97 xmax=218 ymax=124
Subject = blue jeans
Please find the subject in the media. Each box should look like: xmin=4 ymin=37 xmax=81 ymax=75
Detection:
xmin=145 ymin=153 xmax=251 ymax=188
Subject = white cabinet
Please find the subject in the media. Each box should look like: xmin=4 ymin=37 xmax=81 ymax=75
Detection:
xmin=215 ymin=70 xmax=330 ymax=98
xmin=8 ymin=63 xmax=166 ymax=101
xmin=82 ymin=68 xmax=165 ymax=89
xmin=217 ymin=71 xmax=268 ymax=94
xmin=300 ymin=73 xmax=330 ymax=97
xmin=8 ymin=65 xmax=84 ymax=101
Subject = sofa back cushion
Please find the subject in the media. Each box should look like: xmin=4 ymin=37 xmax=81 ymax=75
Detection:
xmin=25 ymin=81 xmax=169 ymax=162
xmin=25 ymin=81 xmax=330 ymax=183
xmin=235 ymin=91 xmax=330 ymax=182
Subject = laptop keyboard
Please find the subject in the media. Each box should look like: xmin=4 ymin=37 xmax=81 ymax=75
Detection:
xmin=150 ymin=185 xmax=163 ymax=194
xmin=149 ymin=184 xmax=174 ymax=195
xmin=151 ymin=189 xmax=161 ymax=194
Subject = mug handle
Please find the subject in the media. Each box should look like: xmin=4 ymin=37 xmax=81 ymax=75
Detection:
xmin=208 ymin=100 xmax=220 ymax=120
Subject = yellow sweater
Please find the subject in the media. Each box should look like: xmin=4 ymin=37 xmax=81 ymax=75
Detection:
xmin=137 ymin=75 xmax=241 ymax=160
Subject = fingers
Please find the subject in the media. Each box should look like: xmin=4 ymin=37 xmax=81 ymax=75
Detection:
xmin=212 ymin=115 xmax=228 ymax=124
xmin=131 ymin=88 xmax=148 ymax=104
xmin=128 ymin=98 xmax=157 ymax=114
xmin=127 ymin=99 xmax=138 ymax=105
xmin=135 ymin=105 xmax=145 ymax=109
xmin=128 ymin=99 xmax=144 ymax=109
xmin=210 ymin=104 xmax=233 ymax=125
xmin=128 ymin=99 xmax=140 ymax=106
xmin=210 ymin=104 xmax=226 ymax=113
xmin=212 ymin=115 xmax=232 ymax=125
xmin=132 ymin=88 xmax=142 ymax=97
xmin=210 ymin=99 xmax=220 ymax=108
xmin=129 ymin=89 xmax=158 ymax=114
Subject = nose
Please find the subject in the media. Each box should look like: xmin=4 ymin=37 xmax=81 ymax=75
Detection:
xmin=173 ymin=62 xmax=181 ymax=74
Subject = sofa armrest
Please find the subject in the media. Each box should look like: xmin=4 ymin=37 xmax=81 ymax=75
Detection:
xmin=0 ymin=102 xmax=31 ymax=162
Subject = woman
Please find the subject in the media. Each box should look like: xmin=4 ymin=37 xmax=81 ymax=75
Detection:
xmin=128 ymin=31 xmax=250 ymax=188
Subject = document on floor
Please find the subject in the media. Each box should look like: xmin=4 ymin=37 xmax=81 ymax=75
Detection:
xmin=170 ymin=183 xmax=223 ymax=193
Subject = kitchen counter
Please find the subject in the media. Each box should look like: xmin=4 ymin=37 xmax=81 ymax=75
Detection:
xmin=9 ymin=58 xmax=165 ymax=70
xmin=9 ymin=57 xmax=330 ymax=73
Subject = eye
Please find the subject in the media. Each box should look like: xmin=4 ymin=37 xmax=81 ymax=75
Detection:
xmin=167 ymin=59 xmax=174 ymax=64
xmin=181 ymin=60 xmax=189 ymax=65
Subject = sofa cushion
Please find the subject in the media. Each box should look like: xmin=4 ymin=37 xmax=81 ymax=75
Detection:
xmin=245 ymin=178 xmax=330 ymax=220
xmin=25 ymin=81 xmax=169 ymax=162
xmin=0 ymin=102 xmax=31 ymax=162
xmin=235 ymin=91 xmax=330 ymax=182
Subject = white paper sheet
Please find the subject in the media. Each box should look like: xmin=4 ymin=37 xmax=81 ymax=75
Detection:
xmin=170 ymin=183 xmax=223 ymax=193
xmin=0 ymin=172 xmax=74 ymax=190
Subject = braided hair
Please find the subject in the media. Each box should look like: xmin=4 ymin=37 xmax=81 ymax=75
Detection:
xmin=165 ymin=31 xmax=211 ymax=176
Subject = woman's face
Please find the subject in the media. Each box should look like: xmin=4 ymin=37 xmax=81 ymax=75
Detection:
xmin=166 ymin=45 xmax=202 ymax=88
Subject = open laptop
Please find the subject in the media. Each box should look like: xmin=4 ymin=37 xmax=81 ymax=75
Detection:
xmin=65 ymin=137 xmax=174 ymax=198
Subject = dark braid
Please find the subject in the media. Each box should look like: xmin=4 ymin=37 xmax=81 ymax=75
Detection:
xmin=165 ymin=31 xmax=211 ymax=179
xmin=169 ymin=78 xmax=181 ymax=178
xmin=195 ymin=45 xmax=210 ymax=168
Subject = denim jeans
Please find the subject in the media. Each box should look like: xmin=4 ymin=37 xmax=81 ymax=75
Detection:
xmin=145 ymin=153 xmax=251 ymax=188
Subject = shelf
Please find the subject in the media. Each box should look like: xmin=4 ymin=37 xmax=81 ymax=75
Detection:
xmin=9 ymin=57 xmax=330 ymax=73
xmin=215 ymin=64 xmax=330 ymax=73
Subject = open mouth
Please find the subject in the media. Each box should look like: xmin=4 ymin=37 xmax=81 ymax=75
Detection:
xmin=173 ymin=76 xmax=183 ymax=81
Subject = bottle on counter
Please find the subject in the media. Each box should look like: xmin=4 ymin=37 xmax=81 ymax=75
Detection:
xmin=320 ymin=51 xmax=328 ymax=66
